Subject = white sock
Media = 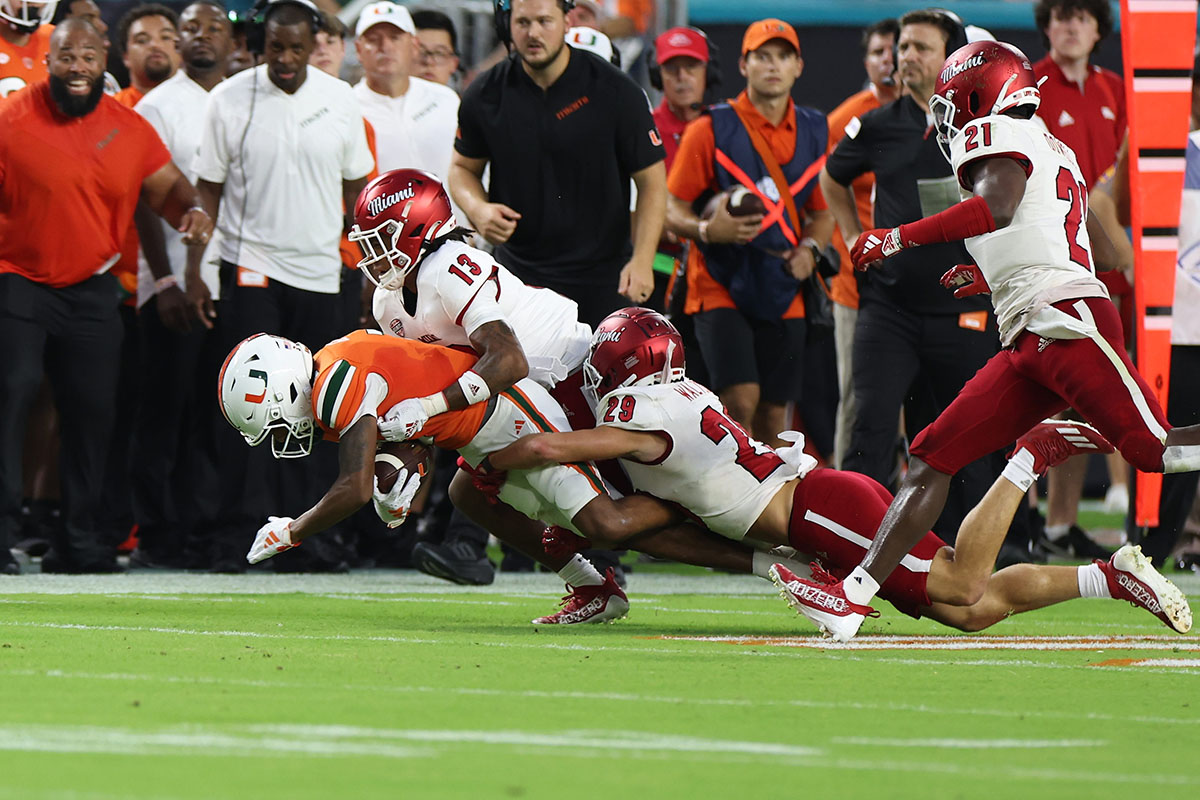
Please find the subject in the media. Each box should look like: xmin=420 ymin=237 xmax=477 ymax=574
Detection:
xmin=1045 ymin=523 xmax=1070 ymax=542
xmin=1001 ymin=448 xmax=1038 ymax=492
xmin=558 ymin=554 xmax=603 ymax=587
xmin=1163 ymin=444 xmax=1200 ymax=473
xmin=843 ymin=566 xmax=880 ymax=606
xmin=1077 ymin=563 xmax=1111 ymax=599
xmin=753 ymin=550 xmax=811 ymax=581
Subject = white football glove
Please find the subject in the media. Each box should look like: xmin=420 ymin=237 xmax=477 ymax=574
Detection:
xmin=775 ymin=430 xmax=818 ymax=478
xmin=372 ymin=468 xmax=423 ymax=529
xmin=378 ymin=397 xmax=431 ymax=442
xmin=247 ymin=516 xmax=298 ymax=564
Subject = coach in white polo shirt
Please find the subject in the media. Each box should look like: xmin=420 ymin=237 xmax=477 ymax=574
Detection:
xmin=353 ymin=2 xmax=458 ymax=185
xmin=194 ymin=0 xmax=374 ymax=573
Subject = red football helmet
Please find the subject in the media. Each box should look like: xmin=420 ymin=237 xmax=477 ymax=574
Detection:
xmin=583 ymin=307 xmax=686 ymax=400
xmin=930 ymin=41 xmax=1041 ymax=160
xmin=349 ymin=169 xmax=457 ymax=291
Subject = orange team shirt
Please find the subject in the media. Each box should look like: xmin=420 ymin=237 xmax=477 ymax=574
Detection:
xmin=340 ymin=118 xmax=379 ymax=272
xmin=0 ymin=24 xmax=51 ymax=101
xmin=825 ymin=87 xmax=883 ymax=309
xmin=0 ymin=80 xmax=171 ymax=287
xmin=312 ymin=330 xmax=487 ymax=450
xmin=112 ymin=85 xmax=148 ymax=303
xmin=668 ymin=91 xmax=827 ymax=318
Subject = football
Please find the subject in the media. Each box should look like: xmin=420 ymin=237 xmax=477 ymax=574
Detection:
xmin=374 ymin=440 xmax=432 ymax=493
xmin=701 ymin=186 xmax=766 ymax=220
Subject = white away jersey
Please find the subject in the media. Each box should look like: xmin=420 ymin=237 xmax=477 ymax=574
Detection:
xmin=372 ymin=241 xmax=592 ymax=387
xmin=596 ymin=380 xmax=800 ymax=539
xmin=950 ymin=114 xmax=1108 ymax=345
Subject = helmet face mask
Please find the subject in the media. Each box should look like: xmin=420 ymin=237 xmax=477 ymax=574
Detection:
xmin=1 ymin=0 xmax=57 ymax=33
xmin=219 ymin=334 xmax=316 ymax=460
xmin=350 ymin=169 xmax=457 ymax=293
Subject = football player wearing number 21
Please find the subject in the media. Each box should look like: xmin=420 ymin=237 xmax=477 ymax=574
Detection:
xmin=780 ymin=41 xmax=1200 ymax=641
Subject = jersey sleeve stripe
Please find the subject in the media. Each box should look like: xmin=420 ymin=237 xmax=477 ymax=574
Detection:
xmin=317 ymin=360 xmax=356 ymax=430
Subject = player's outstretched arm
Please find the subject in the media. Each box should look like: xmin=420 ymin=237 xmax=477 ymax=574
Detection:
xmin=288 ymin=416 xmax=378 ymax=543
xmin=488 ymin=428 xmax=665 ymax=472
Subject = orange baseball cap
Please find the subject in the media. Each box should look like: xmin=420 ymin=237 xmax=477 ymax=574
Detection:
xmin=741 ymin=18 xmax=800 ymax=56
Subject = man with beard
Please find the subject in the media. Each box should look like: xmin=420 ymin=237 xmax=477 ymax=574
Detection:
xmin=449 ymin=0 xmax=665 ymax=327
xmin=115 ymin=3 xmax=180 ymax=105
xmin=0 ymin=18 xmax=213 ymax=574
xmin=195 ymin=0 xmax=373 ymax=572
xmin=127 ymin=0 xmax=231 ymax=569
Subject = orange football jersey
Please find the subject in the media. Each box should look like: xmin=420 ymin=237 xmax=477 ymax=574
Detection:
xmin=0 ymin=24 xmax=51 ymax=101
xmin=312 ymin=330 xmax=486 ymax=449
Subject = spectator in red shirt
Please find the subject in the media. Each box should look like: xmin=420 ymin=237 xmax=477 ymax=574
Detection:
xmin=649 ymin=26 xmax=713 ymax=170
xmin=0 ymin=19 xmax=211 ymax=573
xmin=1032 ymin=0 xmax=1130 ymax=559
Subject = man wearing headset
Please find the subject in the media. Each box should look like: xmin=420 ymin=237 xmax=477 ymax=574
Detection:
xmin=194 ymin=0 xmax=373 ymax=572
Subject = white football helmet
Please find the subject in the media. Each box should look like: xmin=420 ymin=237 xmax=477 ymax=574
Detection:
xmin=219 ymin=334 xmax=316 ymax=459
xmin=0 ymin=0 xmax=57 ymax=34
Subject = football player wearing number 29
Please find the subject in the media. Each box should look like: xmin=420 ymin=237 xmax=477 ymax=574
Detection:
xmin=781 ymin=41 xmax=1200 ymax=641
xmin=485 ymin=307 xmax=1191 ymax=635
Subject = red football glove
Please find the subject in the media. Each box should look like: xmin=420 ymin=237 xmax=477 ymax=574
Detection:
xmin=850 ymin=227 xmax=903 ymax=271
xmin=939 ymin=263 xmax=991 ymax=298
xmin=542 ymin=525 xmax=592 ymax=559
xmin=457 ymin=456 xmax=506 ymax=504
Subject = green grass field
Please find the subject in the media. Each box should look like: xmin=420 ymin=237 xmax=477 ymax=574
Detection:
xmin=1 ymin=566 xmax=1197 ymax=800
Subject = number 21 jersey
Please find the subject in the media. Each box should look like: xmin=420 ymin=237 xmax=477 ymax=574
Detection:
xmin=950 ymin=114 xmax=1108 ymax=345
xmin=596 ymin=380 xmax=804 ymax=539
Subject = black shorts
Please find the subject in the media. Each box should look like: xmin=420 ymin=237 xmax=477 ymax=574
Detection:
xmin=692 ymin=307 xmax=806 ymax=403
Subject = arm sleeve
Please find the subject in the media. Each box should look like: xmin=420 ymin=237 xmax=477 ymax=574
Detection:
xmin=615 ymin=82 xmax=665 ymax=175
xmin=666 ymin=117 xmax=716 ymax=203
xmin=430 ymin=248 xmax=508 ymax=337
xmin=453 ymin=83 xmax=490 ymax=159
xmin=342 ymin=93 xmax=375 ymax=180
xmin=824 ymin=114 xmax=872 ymax=186
xmin=195 ymin=92 xmax=230 ymax=183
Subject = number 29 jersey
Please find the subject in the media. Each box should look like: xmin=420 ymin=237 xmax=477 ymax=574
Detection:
xmin=950 ymin=114 xmax=1108 ymax=345
xmin=596 ymin=380 xmax=804 ymax=539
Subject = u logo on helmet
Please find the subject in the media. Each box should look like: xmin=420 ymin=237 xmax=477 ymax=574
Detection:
xmin=244 ymin=368 xmax=268 ymax=404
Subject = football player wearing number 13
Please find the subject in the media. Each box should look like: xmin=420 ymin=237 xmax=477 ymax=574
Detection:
xmin=486 ymin=307 xmax=1191 ymax=634
xmin=780 ymin=41 xmax=1200 ymax=641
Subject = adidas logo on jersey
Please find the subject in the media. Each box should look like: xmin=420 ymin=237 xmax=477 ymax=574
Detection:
xmin=1058 ymin=109 xmax=1075 ymax=127
xmin=366 ymin=186 xmax=415 ymax=217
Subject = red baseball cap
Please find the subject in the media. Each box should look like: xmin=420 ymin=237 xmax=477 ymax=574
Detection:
xmin=655 ymin=27 xmax=710 ymax=64
xmin=742 ymin=18 xmax=800 ymax=56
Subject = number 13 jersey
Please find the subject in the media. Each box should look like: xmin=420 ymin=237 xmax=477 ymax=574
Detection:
xmin=950 ymin=114 xmax=1108 ymax=345
xmin=596 ymin=380 xmax=805 ymax=540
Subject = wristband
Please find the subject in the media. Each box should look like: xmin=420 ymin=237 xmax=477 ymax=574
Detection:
xmin=154 ymin=275 xmax=179 ymax=294
xmin=457 ymin=369 xmax=491 ymax=405
xmin=800 ymin=236 xmax=822 ymax=260
xmin=418 ymin=392 xmax=450 ymax=418
xmin=697 ymin=219 xmax=710 ymax=244
xmin=1001 ymin=448 xmax=1038 ymax=493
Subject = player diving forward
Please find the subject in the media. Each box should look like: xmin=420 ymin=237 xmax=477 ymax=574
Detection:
xmin=778 ymin=41 xmax=1200 ymax=640
xmin=218 ymin=330 xmax=813 ymax=624
xmin=480 ymin=307 xmax=1191 ymax=633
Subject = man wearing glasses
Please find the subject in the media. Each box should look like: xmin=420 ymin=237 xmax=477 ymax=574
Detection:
xmin=412 ymin=8 xmax=459 ymax=89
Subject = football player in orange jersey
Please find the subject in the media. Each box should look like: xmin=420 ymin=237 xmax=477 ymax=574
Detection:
xmin=219 ymin=330 xmax=812 ymax=625
xmin=0 ymin=0 xmax=56 ymax=99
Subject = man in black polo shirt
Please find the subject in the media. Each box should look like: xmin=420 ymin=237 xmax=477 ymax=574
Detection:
xmin=447 ymin=0 xmax=666 ymax=328
xmin=818 ymin=9 xmax=1004 ymax=543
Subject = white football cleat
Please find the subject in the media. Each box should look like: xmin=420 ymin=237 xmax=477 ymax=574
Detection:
xmin=532 ymin=568 xmax=629 ymax=625
xmin=1099 ymin=545 xmax=1192 ymax=634
xmin=769 ymin=562 xmax=878 ymax=642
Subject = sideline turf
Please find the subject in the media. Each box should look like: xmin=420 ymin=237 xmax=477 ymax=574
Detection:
xmin=0 ymin=572 xmax=1197 ymax=799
